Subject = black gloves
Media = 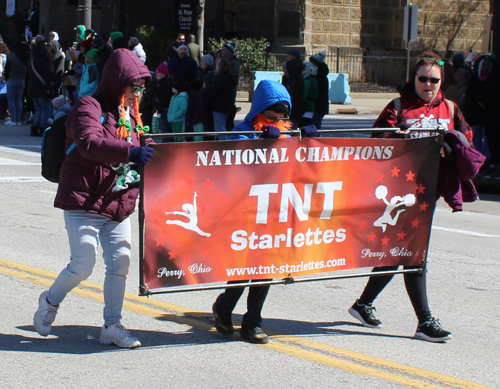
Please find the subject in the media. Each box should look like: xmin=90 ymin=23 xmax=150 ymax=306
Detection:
xmin=300 ymin=125 xmax=317 ymax=137
xmin=391 ymin=124 xmax=410 ymax=139
xmin=261 ymin=125 xmax=281 ymax=139
xmin=128 ymin=146 xmax=154 ymax=165
xmin=441 ymin=141 xmax=456 ymax=160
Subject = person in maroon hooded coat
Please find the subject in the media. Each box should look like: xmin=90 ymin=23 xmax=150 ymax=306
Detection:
xmin=33 ymin=49 xmax=154 ymax=348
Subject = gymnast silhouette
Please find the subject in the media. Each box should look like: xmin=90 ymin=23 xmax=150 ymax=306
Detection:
xmin=165 ymin=192 xmax=211 ymax=237
xmin=373 ymin=185 xmax=415 ymax=232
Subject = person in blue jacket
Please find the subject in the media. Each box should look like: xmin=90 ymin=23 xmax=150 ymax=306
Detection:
xmin=167 ymin=80 xmax=189 ymax=142
xmin=212 ymin=80 xmax=316 ymax=344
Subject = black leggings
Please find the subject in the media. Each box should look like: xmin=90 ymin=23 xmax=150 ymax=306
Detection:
xmin=358 ymin=266 xmax=431 ymax=323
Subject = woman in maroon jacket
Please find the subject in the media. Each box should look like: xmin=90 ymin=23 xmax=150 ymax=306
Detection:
xmin=348 ymin=51 xmax=473 ymax=343
xmin=33 ymin=49 xmax=154 ymax=348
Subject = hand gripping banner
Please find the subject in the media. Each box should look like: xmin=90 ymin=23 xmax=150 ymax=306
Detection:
xmin=140 ymin=136 xmax=441 ymax=294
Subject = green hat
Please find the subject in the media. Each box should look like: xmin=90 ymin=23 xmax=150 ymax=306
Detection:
xmin=84 ymin=28 xmax=96 ymax=39
xmin=74 ymin=25 xmax=86 ymax=41
xmin=84 ymin=48 xmax=99 ymax=61
xmin=110 ymin=31 xmax=123 ymax=46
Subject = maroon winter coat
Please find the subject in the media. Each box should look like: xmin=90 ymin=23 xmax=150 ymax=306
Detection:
xmin=437 ymin=130 xmax=486 ymax=212
xmin=54 ymin=49 xmax=152 ymax=222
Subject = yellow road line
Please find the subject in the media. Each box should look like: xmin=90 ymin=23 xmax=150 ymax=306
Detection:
xmin=263 ymin=341 xmax=446 ymax=389
xmin=0 ymin=258 xmax=494 ymax=389
xmin=273 ymin=336 xmax=492 ymax=389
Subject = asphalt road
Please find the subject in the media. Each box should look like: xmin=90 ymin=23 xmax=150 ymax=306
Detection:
xmin=1 ymin=122 xmax=499 ymax=388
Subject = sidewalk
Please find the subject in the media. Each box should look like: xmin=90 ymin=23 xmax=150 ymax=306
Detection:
xmin=236 ymin=92 xmax=398 ymax=117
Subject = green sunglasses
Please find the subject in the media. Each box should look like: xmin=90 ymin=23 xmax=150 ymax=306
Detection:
xmin=129 ymin=84 xmax=146 ymax=93
xmin=262 ymin=111 xmax=289 ymax=122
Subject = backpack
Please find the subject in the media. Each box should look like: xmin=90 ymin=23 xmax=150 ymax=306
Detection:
xmin=41 ymin=111 xmax=106 ymax=183
xmin=41 ymin=114 xmax=74 ymax=183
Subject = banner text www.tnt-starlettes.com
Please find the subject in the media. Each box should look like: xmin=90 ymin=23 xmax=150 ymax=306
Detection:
xmin=142 ymin=137 xmax=440 ymax=291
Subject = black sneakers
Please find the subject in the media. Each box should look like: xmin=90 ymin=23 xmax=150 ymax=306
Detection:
xmin=212 ymin=303 xmax=234 ymax=335
xmin=239 ymin=326 xmax=269 ymax=344
xmin=415 ymin=317 xmax=452 ymax=342
xmin=348 ymin=300 xmax=382 ymax=328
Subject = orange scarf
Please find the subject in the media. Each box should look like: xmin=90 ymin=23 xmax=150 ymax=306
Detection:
xmin=252 ymin=113 xmax=292 ymax=138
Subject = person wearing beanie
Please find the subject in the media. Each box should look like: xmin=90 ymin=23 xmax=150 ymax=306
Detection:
xmin=84 ymin=29 xmax=95 ymax=40
xmin=48 ymin=31 xmax=59 ymax=42
xmin=452 ymin=52 xmax=472 ymax=112
xmin=129 ymin=37 xmax=146 ymax=63
xmin=79 ymin=38 xmax=93 ymax=54
xmin=167 ymin=43 xmax=198 ymax=91
xmin=282 ymin=48 xmax=302 ymax=88
xmin=109 ymin=31 xmax=124 ymax=48
xmin=74 ymin=25 xmax=86 ymax=43
xmin=156 ymin=62 xmax=170 ymax=76
xmin=154 ymin=62 xmax=174 ymax=140
xmin=112 ymin=36 xmax=129 ymax=50
xmin=199 ymin=54 xmax=215 ymax=89
xmin=27 ymin=41 xmax=59 ymax=136
xmin=285 ymin=56 xmax=305 ymax=127
xmin=206 ymin=58 xmax=237 ymax=140
xmin=220 ymin=41 xmax=240 ymax=131
xmin=139 ymin=71 xmax=158 ymax=130
xmin=187 ymin=34 xmax=201 ymax=65
xmin=52 ymin=95 xmax=64 ymax=110
xmin=301 ymin=61 xmax=319 ymax=127
xmin=285 ymin=48 xmax=301 ymax=60
xmin=212 ymin=80 xmax=316 ymax=345
xmin=309 ymin=50 xmax=330 ymax=130
xmin=35 ymin=34 xmax=45 ymax=45
xmin=5 ymin=40 xmax=30 ymax=125
xmin=93 ymin=35 xmax=112 ymax=83
xmin=25 ymin=1 xmax=39 ymax=38
xmin=48 ymin=39 xmax=64 ymax=97
xmin=167 ymin=79 xmax=189 ymax=142
xmin=221 ymin=41 xmax=239 ymax=84
xmin=48 ymin=95 xmax=71 ymax=125
xmin=189 ymin=79 xmax=207 ymax=141
xmin=78 ymin=48 xmax=99 ymax=99
xmin=167 ymin=33 xmax=186 ymax=60
xmin=92 ymin=35 xmax=105 ymax=49
xmin=201 ymin=54 xmax=214 ymax=68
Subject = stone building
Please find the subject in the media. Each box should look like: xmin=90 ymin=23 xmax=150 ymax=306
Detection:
xmin=301 ymin=0 xmax=490 ymax=55
xmin=1 ymin=0 xmax=489 ymax=55
xmin=0 ymin=0 xmax=490 ymax=90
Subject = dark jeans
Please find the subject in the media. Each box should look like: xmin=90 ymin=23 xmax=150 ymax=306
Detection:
xmin=312 ymin=113 xmax=324 ymax=131
xmin=225 ymin=105 xmax=237 ymax=131
xmin=0 ymin=94 xmax=7 ymax=118
xmin=159 ymin=108 xmax=173 ymax=143
xmin=215 ymin=280 xmax=270 ymax=329
xmin=358 ymin=266 xmax=431 ymax=323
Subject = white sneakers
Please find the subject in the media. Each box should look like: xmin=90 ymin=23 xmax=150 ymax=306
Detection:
xmin=4 ymin=120 xmax=18 ymax=126
xmin=99 ymin=323 xmax=141 ymax=348
xmin=33 ymin=291 xmax=59 ymax=336
xmin=34 ymin=291 xmax=141 ymax=348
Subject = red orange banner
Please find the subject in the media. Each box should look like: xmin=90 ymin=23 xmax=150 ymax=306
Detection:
xmin=141 ymin=136 xmax=441 ymax=293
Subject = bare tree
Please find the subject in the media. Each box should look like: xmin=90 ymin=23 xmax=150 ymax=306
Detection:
xmin=422 ymin=0 xmax=481 ymax=56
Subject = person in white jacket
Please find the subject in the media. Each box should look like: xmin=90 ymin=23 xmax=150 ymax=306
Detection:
xmin=129 ymin=37 xmax=146 ymax=63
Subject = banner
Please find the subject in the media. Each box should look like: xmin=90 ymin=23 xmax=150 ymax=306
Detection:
xmin=141 ymin=136 xmax=441 ymax=293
